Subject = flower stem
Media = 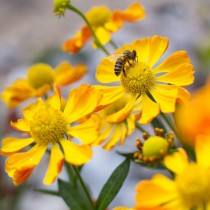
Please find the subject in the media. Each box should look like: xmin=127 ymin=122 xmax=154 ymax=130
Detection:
xmin=64 ymin=162 xmax=77 ymax=187
xmin=72 ymin=165 xmax=94 ymax=209
xmin=110 ymin=39 xmax=118 ymax=49
xmin=136 ymin=123 xmax=148 ymax=133
xmin=67 ymin=4 xmax=110 ymax=56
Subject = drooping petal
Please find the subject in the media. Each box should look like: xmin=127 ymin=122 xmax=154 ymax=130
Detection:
xmin=92 ymin=27 xmax=111 ymax=48
xmin=68 ymin=115 xmax=100 ymax=144
xmin=96 ymin=58 xmax=120 ymax=83
xmin=153 ymin=51 xmax=190 ymax=74
xmin=60 ymin=139 xmax=92 ymax=165
xmin=0 ymin=137 xmax=34 ymax=155
xmin=150 ymin=84 xmax=178 ymax=113
xmin=6 ymin=144 xmax=47 ymax=185
xmin=43 ymin=143 xmax=64 ymax=185
xmin=176 ymin=87 xmax=191 ymax=106
xmin=54 ymin=61 xmax=88 ymax=86
xmin=64 ymin=84 xmax=102 ymax=123
xmin=47 ymin=84 xmax=61 ymax=110
xmin=155 ymin=63 xmax=194 ymax=86
xmin=126 ymin=114 xmax=136 ymax=135
xmin=106 ymin=95 xmax=136 ymax=122
xmin=11 ymin=118 xmax=30 ymax=132
xmin=164 ymin=148 xmax=189 ymax=174
xmin=195 ymin=135 xmax=210 ymax=168
xmin=139 ymin=94 xmax=160 ymax=124
xmin=119 ymin=122 xmax=128 ymax=145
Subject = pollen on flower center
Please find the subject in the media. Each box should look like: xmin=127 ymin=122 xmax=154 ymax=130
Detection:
xmin=120 ymin=62 xmax=154 ymax=96
xmin=175 ymin=164 xmax=210 ymax=207
xmin=29 ymin=104 xmax=68 ymax=145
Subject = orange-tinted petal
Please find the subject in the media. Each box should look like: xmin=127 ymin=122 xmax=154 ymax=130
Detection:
xmin=150 ymin=84 xmax=178 ymax=113
xmin=139 ymin=94 xmax=160 ymax=124
xmin=64 ymin=84 xmax=102 ymax=123
xmin=68 ymin=114 xmax=99 ymax=144
xmin=113 ymin=2 xmax=146 ymax=22
xmin=126 ymin=114 xmax=136 ymax=135
xmin=0 ymin=137 xmax=34 ymax=155
xmin=155 ymin=63 xmax=194 ymax=86
xmin=176 ymin=87 xmax=191 ymax=106
xmin=33 ymin=84 xmax=51 ymax=97
xmin=164 ymin=148 xmax=189 ymax=174
xmin=153 ymin=51 xmax=190 ymax=74
xmin=96 ymin=58 xmax=120 ymax=83
xmin=54 ymin=61 xmax=88 ymax=86
xmin=43 ymin=143 xmax=64 ymax=185
xmin=195 ymin=135 xmax=210 ymax=168
xmin=11 ymin=118 xmax=30 ymax=132
xmin=60 ymin=139 xmax=92 ymax=165
xmin=63 ymin=25 xmax=91 ymax=54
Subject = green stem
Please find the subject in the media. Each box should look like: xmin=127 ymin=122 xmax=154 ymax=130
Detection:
xmin=64 ymin=162 xmax=77 ymax=187
xmin=72 ymin=165 xmax=94 ymax=209
xmin=136 ymin=123 xmax=148 ymax=133
xmin=110 ymin=39 xmax=118 ymax=49
xmin=67 ymin=5 xmax=110 ymax=56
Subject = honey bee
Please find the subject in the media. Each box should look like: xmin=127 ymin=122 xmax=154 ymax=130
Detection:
xmin=113 ymin=50 xmax=137 ymax=77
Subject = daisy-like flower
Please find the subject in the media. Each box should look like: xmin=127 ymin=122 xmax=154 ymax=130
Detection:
xmin=0 ymin=84 xmax=101 ymax=185
xmin=63 ymin=2 xmax=146 ymax=53
xmin=135 ymin=135 xmax=210 ymax=210
xmin=91 ymin=95 xmax=136 ymax=150
xmin=175 ymin=81 xmax=210 ymax=147
xmin=1 ymin=61 xmax=87 ymax=108
xmin=95 ymin=35 xmax=194 ymax=124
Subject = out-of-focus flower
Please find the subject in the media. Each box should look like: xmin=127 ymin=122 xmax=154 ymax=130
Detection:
xmin=91 ymin=95 xmax=136 ymax=150
xmin=175 ymin=81 xmax=210 ymax=147
xmin=53 ymin=0 xmax=70 ymax=16
xmin=135 ymin=135 xmax=210 ymax=210
xmin=113 ymin=207 xmax=166 ymax=210
xmin=63 ymin=2 xmax=146 ymax=54
xmin=0 ymin=84 xmax=102 ymax=185
xmin=1 ymin=61 xmax=87 ymax=108
xmin=95 ymin=35 xmax=194 ymax=124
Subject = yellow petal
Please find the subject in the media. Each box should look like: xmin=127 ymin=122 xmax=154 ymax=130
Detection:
xmin=68 ymin=114 xmax=100 ymax=144
xmin=119 ymin=122 xmax=128 ymax=145
xmin=139 ymin=94 xmax=160 ymax=124
xmin=195 ymin=135 xmax=210 ymax=168
xmin=43 ymin=143 xmax=64 ymax=185
xmin=11 ymin=118 xmax=30 ymax=132
xmin=153 ymin=51 xmax=190 ymax=74
xmin=164 ymin=148 xmax=189 ymax=174
xmin=54 ymin=61 xmax=88 ymax=86
xmin=155 ymin=63 xmax=194 ymax=86
xmin=0 ymin=137 xmax=34 ymax=155
xmin=6 ymin=144 xmax=47 ymax=185
xmin=96 ymin=58 xmax=120 ymax=83
xmin=176 ymin=87 xmax=191 ymax=106
xmin=150 ymin=84 xmax=178 ymax=113
xmin=64 ymin=84 xmax=102 ymax=123
xmin=60 ymin=139 xmax=92 ymax=165
xmin=47 ymin=84 xmax=61 ymax=110
xmin=126 ymin=114 xmax=136 ymax=135
xmin=106 ymin=95 xmax=136 ymax=122
xmin=92 ymin=27 xmax=111 ymax=48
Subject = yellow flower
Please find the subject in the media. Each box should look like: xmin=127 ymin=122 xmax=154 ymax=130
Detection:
xmin=1 ymin=61 xmax=87 ymax=108
xmin=63 ymin=2 xmax=146 ymax=53
xmin=135 ymin=135 xmax=210 ymax=210
xmin=0 ymin=84 xmax=102 ymax=185
xmin=95 ymin=35 xmax=194 ymax=124
xmin=175 ymin=81 xmax=210 ymax=147
xmin=91 ymin=95 xmax=136 ymax=150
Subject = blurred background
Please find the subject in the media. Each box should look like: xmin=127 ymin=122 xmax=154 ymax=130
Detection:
xmin=1 ymin=0 xmax=210 ymax=209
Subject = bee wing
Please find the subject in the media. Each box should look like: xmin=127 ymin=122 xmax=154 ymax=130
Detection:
xmin=107 ymin=53 xmax=124 ymax=61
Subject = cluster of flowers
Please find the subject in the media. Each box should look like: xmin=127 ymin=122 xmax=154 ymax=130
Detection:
xmin=1 ymin=0 xmax=210 ymax=209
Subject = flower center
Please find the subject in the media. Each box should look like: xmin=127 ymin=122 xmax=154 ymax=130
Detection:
xmin=120 ymin=62 xmax=154 ymax=96
xmin=27 ymin=64 xmax=55 ymax=89
xmin=85 ymin=6 xmax=112 ymax=27
xmin=176 ymin=163 xmax=210 ymax=208
xmin=29 ymin=104 xmax=68 ymax=145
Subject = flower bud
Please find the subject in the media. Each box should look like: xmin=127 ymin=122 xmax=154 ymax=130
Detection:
xmin=53 ymin=0 xmax=70 ymax=16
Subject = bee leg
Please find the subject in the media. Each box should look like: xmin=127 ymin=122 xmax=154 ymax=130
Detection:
xmin=123 ymin=67 xmax=127 ymax=77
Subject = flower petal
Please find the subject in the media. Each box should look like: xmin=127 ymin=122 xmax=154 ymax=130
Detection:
xmin=150 ymin=84 xmax=178 ymax=113
xmin=11 ymin=119 xmax=30 ymax=132
xmin=64 ymin=84 xmax=102 ymax=123
xmin=176 ymin=87 xmax=191 ymax=106
xmin=0 ymin=137 xmax=34 ymax=155
xmin=6 ymin=144 xmax=47 ymax=185
xmin=155 ymin=63 xmax=194 ymax=86
xmin=43 ymin=143 xmax=64 ymax=185
xmin=47 ymin=84 xmax=61 ymax=110
xmin=60 ymin=139 xmax=92 ymax=165
xmin=153 ymin=51 xmax=190 ymax=74
xmin=92 ymin=27 xmax=111 ymax=48
xmin=139 ymin=94 xmax=160 ymax=124
xmin=54 ymin=61 xmax=88 ymax=86
xmin=164 ymin=148 xmax=189 ymax=174
xmin=126 ymin=114 xmax=136 ymax=135
xmin=195 ymin=135 xmax=210 ymax=168
xmin=68 ymin=114 xmax=100 ymax=144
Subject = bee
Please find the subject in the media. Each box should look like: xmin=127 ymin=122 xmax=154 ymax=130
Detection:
xmin=114 ymin=50 xmax=137 ymax=77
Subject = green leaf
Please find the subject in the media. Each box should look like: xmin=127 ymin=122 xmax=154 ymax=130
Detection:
xmin=34 ymin=188 xmax=59 ymax=196
xmin=95 ymin=157 xmax=131 ymax=210
xmin=58 ymin=179 xmax=89 ymax=210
